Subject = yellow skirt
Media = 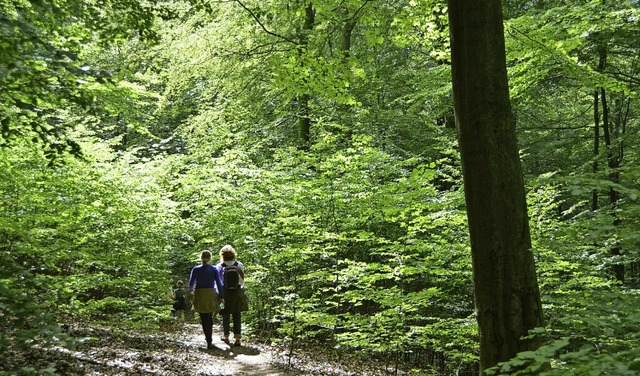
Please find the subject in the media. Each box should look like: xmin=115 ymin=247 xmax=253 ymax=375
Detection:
xmin=192 ymin=288 xmax=219 ymax=314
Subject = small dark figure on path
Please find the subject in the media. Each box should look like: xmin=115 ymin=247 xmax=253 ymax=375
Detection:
xmin=171 ymin=280 xmax=188 ymax=320
xmin=189 ymin=250 xmax=224 ymax=349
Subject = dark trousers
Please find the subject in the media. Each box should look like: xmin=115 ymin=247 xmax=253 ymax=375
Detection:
xmin=199 ymin=312 xmax=213 ymax=345
xmin=222 ymin=312 xmax=241 ymax=337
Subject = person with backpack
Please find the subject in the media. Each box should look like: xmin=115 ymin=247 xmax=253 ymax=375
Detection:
xmin=217 ymin=244 xmax=247 ymax=347
xmin=171 ymin=280 xmax=187 ymax=320
xmin=189 ymin=250 xmax=224 ymax=349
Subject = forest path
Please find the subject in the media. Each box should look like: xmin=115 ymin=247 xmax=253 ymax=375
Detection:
xmin=14 ymin=320 xmax=299 ymax=375
xmin=177 ymin=322 xmax=289 ymax=376
xmin=8 ymin=319 xmax=377 ymax=375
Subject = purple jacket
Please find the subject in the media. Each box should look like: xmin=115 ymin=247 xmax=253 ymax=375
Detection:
xmin=188 ymin=264 xmax=224 ymax=298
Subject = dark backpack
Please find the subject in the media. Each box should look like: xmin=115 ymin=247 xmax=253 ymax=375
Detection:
xmin=221 ymin=262 xmax=244 ymax=290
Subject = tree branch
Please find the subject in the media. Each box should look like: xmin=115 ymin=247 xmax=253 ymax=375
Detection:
xmin=234 ymin=0 xmax=296 ymax=44
xmin=347 ymin=0 xmax=371 ymax=24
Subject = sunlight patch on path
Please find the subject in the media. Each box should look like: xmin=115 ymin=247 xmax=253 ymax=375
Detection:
xmin=182 ymin=323 xmax=288 ymax=376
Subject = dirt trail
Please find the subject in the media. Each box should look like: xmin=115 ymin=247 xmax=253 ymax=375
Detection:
xmin=6 ymin=321 xmax=297 ymax=376
xmin=178 ymin=322 xmax=289 ymax=376
xmin=6 ymin=320 xmax=387 ymax=375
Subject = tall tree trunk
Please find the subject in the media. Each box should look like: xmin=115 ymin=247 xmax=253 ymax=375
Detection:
xmin=298 ymin=93 xmax=311 ymax=146
xmin=447 ymin=0 xmax=544 ymax=372
xmin=601 ymin=85 xmax=625 ymax=282
xmin=593 ymin=45 xmax=624 ymax=282
xmin=338 ymin=6 xmax=357 ymax=141
xmin=592 ymin=90 xmax=600 ymax=211
xmin=296 ymin=3 xmax=315 ymax=147
xmin=616 ymin=97 xmax=633 ymax=284
xmin=341 ymin=16 xmax=355 ymax=61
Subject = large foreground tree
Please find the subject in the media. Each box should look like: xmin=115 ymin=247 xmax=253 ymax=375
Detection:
xmin=447 ymin=0 xmax=544 ymax=372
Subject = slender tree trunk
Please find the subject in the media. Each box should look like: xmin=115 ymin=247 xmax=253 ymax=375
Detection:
xmin=298 ymin=93 xmax=311 ymax=145
xmin=592 ymin=46 xmax=624 ymax=282
xmin=592 ymin=90 xmax=600 ymax=211
xmin=338 ymin=7 xmax=357 ymax=141
xmin=296 ymin=3 xmax=315 ymax=146
xmin=593 ymin=45 xmax=606 ymax=212
xmin=447 ymin=0 xmax=544 ymax=372
xmin=617 ymin=97 xmax=633 ymax=284
xmin=341 ymin=17 xmax=355 ymax=61
xmin=601 ymin=88 xmax=612 ymax=173
xmin=601 ymin=85 xmax=625 ymax=282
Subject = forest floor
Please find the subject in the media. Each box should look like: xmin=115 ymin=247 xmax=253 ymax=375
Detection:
xmin=3 ymin=318 xmax=395 ymax=376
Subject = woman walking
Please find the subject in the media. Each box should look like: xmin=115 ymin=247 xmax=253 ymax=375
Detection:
xmin=217 ymin=245 xmax=247 ymax=346
xmin=189 ymin=250 xmax=224 ymax=349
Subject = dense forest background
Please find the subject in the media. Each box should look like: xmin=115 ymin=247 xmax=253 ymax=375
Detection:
xmin=2 ymin=0 xmax=640 ymax=375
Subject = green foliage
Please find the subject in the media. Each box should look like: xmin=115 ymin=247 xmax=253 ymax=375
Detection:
xmin=0 ymin=0 xmax=158 ymax=159
xmin=485 ymin=294 xmax=640 ymax=375
xmin=0 ymin=143 xmax=178 ymax=367
xmin=506 ymin=0 xmax=640 ymax=180
xmin=390 ymin=0 xmax=449 ymax=62
xmin=0 ymin=252 xmax=73 ymax=355
xmin=206 ymin=136 xmax=474 ymax=370
xmin=505 ymin=181 xmax=640 ymax=375
xmin=2 ymin=0 xmax=640 ymax=374
xmin=507 ymin=7 xmax=640 ymax=373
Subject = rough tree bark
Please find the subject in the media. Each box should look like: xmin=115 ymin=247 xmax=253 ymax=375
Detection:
xmin=447 ymin=0 xmax=544 ymax=372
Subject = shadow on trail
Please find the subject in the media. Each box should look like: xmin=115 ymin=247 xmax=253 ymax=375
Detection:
xmin=196 ymin=344 xmax=261 ymax=358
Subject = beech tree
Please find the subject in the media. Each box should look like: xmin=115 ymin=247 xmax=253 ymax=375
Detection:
xmin=447 ymin=0 xmax=544 ymax=371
